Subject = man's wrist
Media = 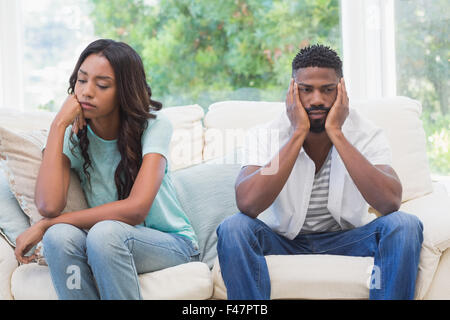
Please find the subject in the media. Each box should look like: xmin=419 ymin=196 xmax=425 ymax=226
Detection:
xmin=290 ymin=128 xmax=308 ymax=143
xmin=326 ymin=128 xmax=344 ymax=143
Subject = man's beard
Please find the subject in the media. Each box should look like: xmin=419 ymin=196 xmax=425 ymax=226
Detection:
xmin=304 ymin=105 xmax=331 ymax=133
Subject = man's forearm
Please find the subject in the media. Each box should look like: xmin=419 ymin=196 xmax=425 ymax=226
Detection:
xmin=328 ymin=129 xmax=402 ymax=214
xmin=236 ymin=130 xmax=308 ymax=218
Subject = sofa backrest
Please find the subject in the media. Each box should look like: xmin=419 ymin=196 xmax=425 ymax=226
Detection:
xmin=159 ymin=104 xmax=205 ymax=171
xmin=0 ymin=105 xmax=205 ymax=172
xmin=201 ymin=97 xmax=433 ymax=203
xmin=203 ymin=101 xmax=284 ymax=161
xmin=354 ymin=96 xmax=433 ymax=202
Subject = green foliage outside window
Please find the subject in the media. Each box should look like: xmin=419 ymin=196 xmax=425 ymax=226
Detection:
xmin=87 ymin=0 xmax=448 ymax=175
xmin=395 ymin=0 xmax=449 ymax=174
xmin=89 ymin=0 xmax=341 ymax=108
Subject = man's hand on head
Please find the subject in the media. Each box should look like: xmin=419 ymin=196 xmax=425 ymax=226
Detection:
xmin=286 ymin=78 xmax=310 ymax=136
xmin=325 ymin=78 xmax=349 ymax=138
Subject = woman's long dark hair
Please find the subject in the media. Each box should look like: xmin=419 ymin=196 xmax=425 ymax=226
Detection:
xmin=68 ymin=39 xmax=162 ymax=200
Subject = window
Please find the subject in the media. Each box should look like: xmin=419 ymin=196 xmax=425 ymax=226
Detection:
xmin=2 ymin=0 xmax=447 ymax=175
xmin=17 ymin=0 xmax=341 ymax=112
xmin=394 ymin=0 xmax=449 ymax=175
xmin=21 ymin=0 xmax=95 ymax=111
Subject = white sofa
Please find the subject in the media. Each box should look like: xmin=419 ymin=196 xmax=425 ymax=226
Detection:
xmin=0 ymin=96 xmax=449 ymax=300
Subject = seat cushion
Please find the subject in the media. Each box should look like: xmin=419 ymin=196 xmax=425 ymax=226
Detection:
xmin=0 ymin=236 xmax=18 ymax=300
xmin=212 ymin=255 xmax=375 ymax=300
xmin=11 ymin=261 xmax=213 ymax=300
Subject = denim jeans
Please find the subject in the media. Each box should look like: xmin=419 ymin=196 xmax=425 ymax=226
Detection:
xmin=42 ymin=220 xmax=200 ymax=300
xmin=216 ymin=211 xmax=423 ymax=300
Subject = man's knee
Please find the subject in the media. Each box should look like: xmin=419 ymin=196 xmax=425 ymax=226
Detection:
xmin=217 ymin=212 xmax=263 ymax=243
xmin=381 ymin=211 xmax=423 ymax=244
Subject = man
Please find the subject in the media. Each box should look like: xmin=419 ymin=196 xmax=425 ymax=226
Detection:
xmin=216 ymin=44 xmax=423 ymax=300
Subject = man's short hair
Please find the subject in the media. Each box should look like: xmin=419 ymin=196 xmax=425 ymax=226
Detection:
xmin=292 ymin=44 xmax=343 ymax=78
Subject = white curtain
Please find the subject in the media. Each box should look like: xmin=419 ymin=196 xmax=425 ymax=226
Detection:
xmin=340 ymin=0 xmax=397 ymax=100
xmin=0 ymin=0 xmax=24 ymax=110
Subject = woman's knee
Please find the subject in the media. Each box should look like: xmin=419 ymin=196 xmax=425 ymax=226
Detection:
xmin=42 ymin=223 xmax=86 ymax=256
xmin=86 ymin=220 xmax=129 ymax=255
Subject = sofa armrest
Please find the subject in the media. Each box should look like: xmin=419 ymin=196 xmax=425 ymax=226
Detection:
xmin=400 ymin=182 xmax=450 ymax=253
xmin=0 ymin=235 xmax=18 ymax=299
xmin=399 ymin=182 xmax=450 ymax=299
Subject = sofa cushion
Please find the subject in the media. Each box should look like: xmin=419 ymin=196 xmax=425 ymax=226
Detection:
xmin=171 ymin=162 xmax=241 ymax=268
xmin=161 ymin=104 xmax=205 ymax=171
xmin=212 ymin=255 xmax=375 ymax=299
xmin=0 ymin=236 xmax=18 ymax=300
xmin=0 ymin=167 xmax=30 ymax=247
xmin=0 ymin=126 xmax=88 ymax=225
xmin=0 ymin=108 xmax=55 ymax=132
xmin=0 ymin=127 xmax=89 ymax=264
xmin=355 ymin=96 xmax=433 ymax=202
xmin=0 ymin=105 xmax=205 ymax=172
xmin=203 ymin=101 xmax=284 ymax=161
xmin=11 ymin=261 xmax=212 ymax=300
xmin=203 ymin=97 xmax=433 ymax=203
xmin=423 ymin=249 xmax=450 ymax=299
xmin=138 ymin=261 xmax=213 ymax=299
xmin=400 ymin=183 xmax=450 ymax=253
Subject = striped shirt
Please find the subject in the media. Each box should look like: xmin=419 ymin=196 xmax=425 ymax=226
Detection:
xmin=300 ymin=150 xmax=342 ymax=234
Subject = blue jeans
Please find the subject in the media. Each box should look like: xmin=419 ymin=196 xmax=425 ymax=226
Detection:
xmin=42 ymin=220 xmax=200 ymax=300
xmin=216 ymin=211 xmax=423 ymax=300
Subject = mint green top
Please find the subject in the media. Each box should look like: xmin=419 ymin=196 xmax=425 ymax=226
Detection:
xmin=61 ymin=112 xmax=198 ymax=246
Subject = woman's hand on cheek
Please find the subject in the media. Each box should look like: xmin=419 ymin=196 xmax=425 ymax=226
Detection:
xmin=53 ymin=94 xmax=85 ymax=132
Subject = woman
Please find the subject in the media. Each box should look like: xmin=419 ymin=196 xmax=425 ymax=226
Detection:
xmin=14 ymin=39 xmax=199 ymax=299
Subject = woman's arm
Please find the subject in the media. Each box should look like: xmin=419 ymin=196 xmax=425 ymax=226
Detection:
xmin=15 ymin=153 xmax=166 ymax=263
xmin=42 ymin=153 xmax=166 ymax=229
xmin=35 ymin=95 xmax=86 ymax=217
xmin=34 ymin=122 xmax=71 ymax=217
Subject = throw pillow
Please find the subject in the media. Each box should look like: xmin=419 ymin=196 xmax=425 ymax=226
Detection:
xmin=0 ymin=167 xmax=30 ymax=247
xmin=171 ymin=162 xmax=241 ymax=269
xmin=0 ymin=126 xmax=89 ymax=264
